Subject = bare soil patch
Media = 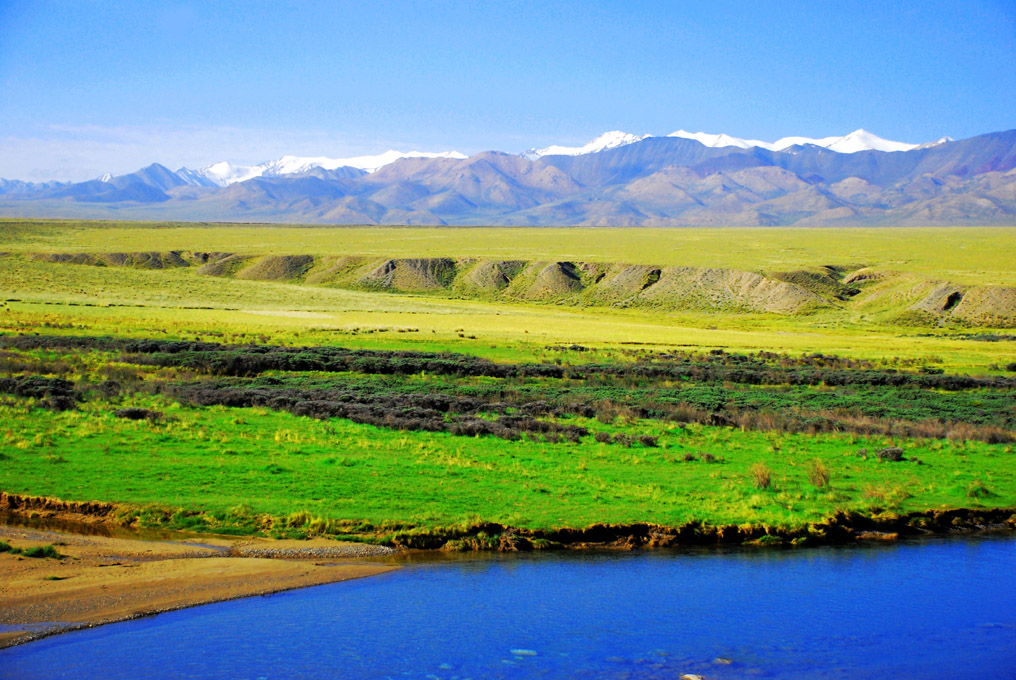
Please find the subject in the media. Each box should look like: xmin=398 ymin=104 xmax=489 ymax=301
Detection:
xmin=0 ymin=525 xmax=396 ymax=649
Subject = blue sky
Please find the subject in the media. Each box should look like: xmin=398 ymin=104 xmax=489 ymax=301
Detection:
xmin=2 ymin=0 xmax=1014 ymax=181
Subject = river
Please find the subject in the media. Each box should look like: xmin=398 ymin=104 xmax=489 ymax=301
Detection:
xmin=2 ymin=536 xmax=1014 ymax=679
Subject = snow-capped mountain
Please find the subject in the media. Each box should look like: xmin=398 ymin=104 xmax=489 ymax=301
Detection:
xmin=4 ymin=127 xmax=1015 ymax=227
xmin=187 ymin=150 xmax=468 ymax=187
xmin=174 ymin=167 xmax=220 ymax=187
xmin=153 ymin=129 xmax=931 ymax=189
xmin=527 ymin=128 xmax=923 ymax=160
xmin=666 ymin=131 xmax=768 ymax=150
xmin=917 ymin=136 xmax=954 ymax=150
xmin=262 ymin=150 xmax=467 ymax=176
xmin=668 ymin=128 xmax=919 ymax=153
xmin=524 ymin=131 xmax=652 ymax=159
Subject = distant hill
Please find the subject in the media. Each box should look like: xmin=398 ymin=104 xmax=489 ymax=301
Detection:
xmin=2 ymin=129 xmax=1015 ymax=225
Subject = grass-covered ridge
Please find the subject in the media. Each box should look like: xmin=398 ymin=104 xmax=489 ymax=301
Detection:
xmin=5 ymin=249 xmax=1016 ymax=325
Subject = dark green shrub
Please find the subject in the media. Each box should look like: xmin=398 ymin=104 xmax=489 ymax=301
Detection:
xmin=114 ymin=407 xmax=163 ymax=421
xmin=612 ymin=433 xmax=635 ymax=447
xmin=22 ymin=544 xmax=63 ymax=559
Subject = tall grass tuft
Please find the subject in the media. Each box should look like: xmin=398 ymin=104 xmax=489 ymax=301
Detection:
xmin=749 ymin=462 xmax=773 ymax=490
xmin=808 ymin=459 xmax=831 ymax=488
xmin=967 ymin=480 xmax=995 ymax=499
xmin=863 ymin=482 xmax=910 ymax=508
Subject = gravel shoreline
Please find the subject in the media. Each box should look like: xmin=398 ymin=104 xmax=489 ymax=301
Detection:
xmin=0 ymin=524 xmax=398 ymax=650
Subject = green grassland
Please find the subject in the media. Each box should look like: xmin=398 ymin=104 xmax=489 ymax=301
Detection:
xmin=0 ymin=219 xmax=1014 ymax=547
xmin=2 ymin=395 xmax=1011 ymax=532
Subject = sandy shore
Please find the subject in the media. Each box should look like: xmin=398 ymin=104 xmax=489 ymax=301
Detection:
xmin=0 ymin=525 xmax=398 ymax=649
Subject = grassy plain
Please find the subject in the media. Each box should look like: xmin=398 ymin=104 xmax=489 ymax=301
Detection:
xmin=0 ymin=219 xmax=1014 ymax=546
xmin=3 ymin=220 xmax=1015 ymax=286
xmin=1 ymin=246 xmax=1014 ymax=373
xmin=3 ymin=394 xmax=1012 ymax=533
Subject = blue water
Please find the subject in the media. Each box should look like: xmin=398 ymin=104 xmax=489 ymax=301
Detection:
xmin=3 ymin=537 xmax=1015 ymax=679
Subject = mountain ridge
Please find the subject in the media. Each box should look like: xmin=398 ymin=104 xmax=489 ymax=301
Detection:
xmin=184 ymin=128 xmax=933 ymax=185
xmin=2 ymin=129 xmax=1014 ymax=226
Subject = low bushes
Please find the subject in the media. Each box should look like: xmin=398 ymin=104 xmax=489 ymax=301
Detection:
xmin=114 ymin=407 xmax=164 ymax=421
xmin=3 ymin=334 xmax=1012 ymax=445
xmin=0 ymin=375 xmax=79 ymax=410
xmin=5 ymin=334 xmax=1013 ymax=390
xmin=164 ymin=380 xmax=588 ymax=443
xmin=876 ymin=447 xmax=905 ymax=462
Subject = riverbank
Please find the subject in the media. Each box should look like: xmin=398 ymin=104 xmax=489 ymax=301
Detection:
xmin=0 ymin=524 xmax=397 ymax=649
xmin=4 ymin=491 xmax=1014 ymax=551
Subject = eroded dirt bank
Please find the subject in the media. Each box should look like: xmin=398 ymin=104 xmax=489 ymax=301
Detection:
xmin=0 ymin=523 xmax=396 ymax=650
xmin=386 ymin=507 xmax=1016 ymax=551
xmin=4 ymin=491 xmax=1015 ymax=553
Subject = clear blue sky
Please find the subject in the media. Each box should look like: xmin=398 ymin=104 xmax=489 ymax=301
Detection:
xmin=2 ymin=0 xmax=1014 ymax=181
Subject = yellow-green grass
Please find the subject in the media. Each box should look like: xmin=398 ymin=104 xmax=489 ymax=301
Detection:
xmin=0 ymin=244 xmax=1013 ymax=374
xmin=1 ymin=396 xmax=1012 ymax=532
xmin=3 ymin=219 xmax=1016 ymax=286
xmin=1 ymin=279 xmax=1013 ymax=375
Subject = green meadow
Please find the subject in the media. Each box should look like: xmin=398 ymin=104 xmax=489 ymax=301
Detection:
xmin=2 ymin=394 xmax=1011 ymax=533
xmin=0 ymin=219 xmax=1013 ymax=546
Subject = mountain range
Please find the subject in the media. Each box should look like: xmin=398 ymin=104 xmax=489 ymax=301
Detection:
xmin=2 ymin=128 xmax=1014 ymax=226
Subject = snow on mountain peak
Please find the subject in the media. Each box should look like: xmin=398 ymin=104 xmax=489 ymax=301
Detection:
xmin=178 ymin=128 xmax=930 ymax=188
xmin=525 ymin=131 xmax=651 ymax=158
xmin=668 ymin=128 xmax=918 ymax=154
xmin=265 ymin=150 xmax=467 ymax=176
xmin=199 ymin=161 xmax=263 ymax=186
xmin=192 ymin=150 xmax=467 ymax=186
xmin=668 ymin=130 xmax=765 ymax=150
xmin=825 ymin=129 xmax=919 ymax=153
xmin=917 ymin=136 xmax=953 ymax=150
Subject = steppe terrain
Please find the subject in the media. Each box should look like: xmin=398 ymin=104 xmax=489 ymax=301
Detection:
xmin=1 ymin=220 xmax=1013 ymax=552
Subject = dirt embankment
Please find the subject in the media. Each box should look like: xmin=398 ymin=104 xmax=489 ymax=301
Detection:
xmin=385 ymin=507 xmax=1016 ymax=551
xmin=1 ymin=492 xmax=115 ymax=523
xmin=4 ymin=491 xmax=1014 ymax=555
xmin=19 ymin=251 xmax=834 ymax=314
